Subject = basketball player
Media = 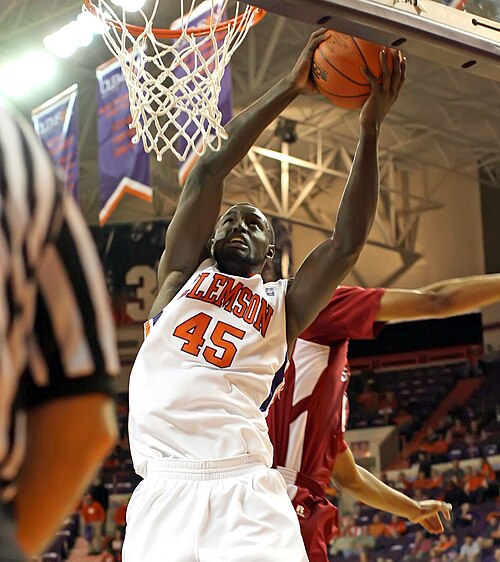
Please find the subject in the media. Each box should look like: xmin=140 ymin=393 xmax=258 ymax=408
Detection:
xmin=0 ymin=100 xmax=119 ymax=561
xmin=268 ymin=275 xmax=500 ymax=561
xmin=124 ymin=31 xmax=405 ymax=561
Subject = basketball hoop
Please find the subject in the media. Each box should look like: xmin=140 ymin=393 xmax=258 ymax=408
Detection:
xmin=83 ymin=0 xmax=265 ymax=162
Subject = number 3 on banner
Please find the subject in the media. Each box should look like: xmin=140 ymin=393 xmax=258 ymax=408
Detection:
xmin=173 ymin=312 xmax=245 ymax=368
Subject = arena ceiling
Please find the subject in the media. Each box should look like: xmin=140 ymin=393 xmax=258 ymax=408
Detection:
xmin=2 ymin=0 xmax=500 ymax=172
xmin=1 ymin=0 xmax=500 ymax=284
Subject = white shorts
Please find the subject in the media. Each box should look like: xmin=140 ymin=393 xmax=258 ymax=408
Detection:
xmin=122 ymin=454 xmax=309 ymax=562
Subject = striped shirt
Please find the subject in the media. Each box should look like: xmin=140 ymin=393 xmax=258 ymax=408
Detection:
xmin=0 ymin=101 xmax=120 ymax=502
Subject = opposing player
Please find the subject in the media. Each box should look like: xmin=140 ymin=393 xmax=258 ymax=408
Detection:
xmin=124 ymin=31 xmax=405 ymax=562
xmin=268 ymin=275 xmax=500 ymax=561
xmin=0 ymin=101 xmax=119 ymax=561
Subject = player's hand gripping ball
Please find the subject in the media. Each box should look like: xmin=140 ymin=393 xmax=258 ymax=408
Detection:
xmin=312 ymin=30 xmax=395 ymax=109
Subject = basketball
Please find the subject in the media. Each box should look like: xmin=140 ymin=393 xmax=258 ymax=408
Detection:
xmin=312 ymin=30 xmax=394 ymax=110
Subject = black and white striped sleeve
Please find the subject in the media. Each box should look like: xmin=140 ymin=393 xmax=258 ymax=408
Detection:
xmin=21 ymin=190 xmax=121 ymax=408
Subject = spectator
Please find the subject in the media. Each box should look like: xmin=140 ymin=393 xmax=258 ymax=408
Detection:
xmin=479 ymin=514 xmax=500 ymax=549
xmin=480 ymin=456 xmax=499 ymax=497
xmin=404 ymin=530 xmax=433 ymax=560
xmin=418 ymin=451 xmax=432 ymax=479
xmin=378 ymin=391 xmax=399 ymax=415
xmin=369 ymin=513 xmax=388 ymax=538
xmin=480 ymin=456 xmax=496 ymax=482
xmin=455 ymin=502 xmax=474 ymax=528
xmin=431 ymin=435 xmax=450 ymax=460
xmin=437 ymin=417 xmax=451 ymax=435
xmin=469 ymin=419 xmax=481 ymax=438
xmin=429 ymin=469 xmax=444 ymax=489
xmin=329 ymin=515 xmax=375 ymax=558
xmin=464 ymin=433 xmax=479 ymax=458
xmin=386 ymin=514 xmax=407 ymax=537
xmin=81 ymin=493 xmax=106 ymax=555
xmin=109 ymin=529 xmax=123 ymax=562
xmin=426 ymin=427 xmax=439 ymax=444
xmin=431 ymin=533 xmax=458 ymax=557
xmin=444 ymin=478 xmax=468 ymax=510
xmin=458 ymin=534 xmax=481 ymax=562
xmin=90 ymin=476 xmax=109 ymax=533
xmin=413 ymin=470 xmax=430 ymax=490
xmin=464 ymin=466 xmax=488 ymax=503
xmin=393 ymin=408 xmax=414 ymax=439
xmin=444 ymin=460 xmax=465 ymax=484
xmin=357 ymin=383 xmax=379 ymax=413
xmin=395 ymin=471 xmax=411 ymax=492
xmin=114 ymin=501 xmax=128 ymax=538
xmin=451 ymin=418 xmax=466 ymax=439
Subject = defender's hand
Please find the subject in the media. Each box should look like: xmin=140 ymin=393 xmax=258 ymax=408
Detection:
xmin=410 ymin=500 xmax=452 ymax=534
xmin=359 ymin=50 xmax=406 ymax=130
xmin=289 ymin=28 xmax=330 ymax=95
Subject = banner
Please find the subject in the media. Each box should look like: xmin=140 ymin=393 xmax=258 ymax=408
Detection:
xmin=172 ymin=0 xmax=234 ymax=185
xmin=96 ymin=57 xmax=151 ymax=226
xmin=32 ymin=84 xmax=79 ymax=201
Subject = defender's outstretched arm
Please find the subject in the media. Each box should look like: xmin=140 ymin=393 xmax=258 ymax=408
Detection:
xmin=377 ymin=274 xmax=500 ymax=321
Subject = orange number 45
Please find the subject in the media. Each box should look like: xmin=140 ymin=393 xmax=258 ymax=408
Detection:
xmin=173 ymin=312 xmax=245 ymax=368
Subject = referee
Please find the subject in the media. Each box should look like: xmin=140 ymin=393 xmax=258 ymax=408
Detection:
xmin=0 ymin=100 xmax=119 ymax=561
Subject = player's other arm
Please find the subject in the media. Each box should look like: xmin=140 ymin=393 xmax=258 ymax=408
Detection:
xmin=154 ymin=30 xmax=330 ymax=312
xmin=286 ymin=53 xmax=405 ymax=345
xmin=376 ymin=274 xmax=500 ymax=321
xmin=332 ymin=447 xmax=451 ymax=534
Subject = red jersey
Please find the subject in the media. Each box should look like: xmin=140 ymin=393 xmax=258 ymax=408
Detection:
xmin=267 ymin=286 xmax=385 ymax=490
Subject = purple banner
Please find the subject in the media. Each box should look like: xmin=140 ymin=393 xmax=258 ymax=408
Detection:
xmin=32 ymin=84 xmax=79 ymax=201
xmin=172 ymin=0 xmax=233 ymax=184
xmin=96 ymin=58 xmax=151 ymax=226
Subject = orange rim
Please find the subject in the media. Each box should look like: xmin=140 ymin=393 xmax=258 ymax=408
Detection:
xmin=83 ymin=1 xmax=266 ymax=38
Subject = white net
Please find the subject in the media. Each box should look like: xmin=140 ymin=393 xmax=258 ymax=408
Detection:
xmin=84 ymin=0 xmax=263 ymax=161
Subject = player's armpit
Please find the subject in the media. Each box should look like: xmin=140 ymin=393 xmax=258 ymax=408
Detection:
xmin=15 ymin=394 xmax=117 ymax=556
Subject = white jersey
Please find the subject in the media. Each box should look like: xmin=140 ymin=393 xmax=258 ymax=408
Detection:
xmin=129 ymin=259 xmax=288 ymax=477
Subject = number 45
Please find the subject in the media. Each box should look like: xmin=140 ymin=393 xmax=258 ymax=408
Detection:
xmin=173 ymin=312 xmax=246 ymax=369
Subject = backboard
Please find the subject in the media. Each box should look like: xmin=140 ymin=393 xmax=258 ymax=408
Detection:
xmin=245 ymin=0 xmax=500 ymax=82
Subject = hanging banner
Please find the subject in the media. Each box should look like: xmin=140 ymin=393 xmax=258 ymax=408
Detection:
xmin=96 ymin=57 xmax=151 ymax=226
xmin=172 ymin=0 xmax=234 ymax=185
xmin=32 ymin=84 xmax=80 ymax=201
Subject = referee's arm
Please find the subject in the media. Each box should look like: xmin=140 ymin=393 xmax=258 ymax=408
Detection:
xmin=16 ymin=201 xmax=119 ymax=554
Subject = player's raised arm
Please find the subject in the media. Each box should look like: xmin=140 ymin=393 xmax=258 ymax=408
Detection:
xmin=154 ymin=30 xmax=330 ymax=313
xmin=376 ymin=274 xmax=500 ymax=321
xmin=285 ymin=51 xmax=406 ymax=346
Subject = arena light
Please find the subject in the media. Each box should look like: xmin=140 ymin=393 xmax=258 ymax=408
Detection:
xmin=77 ymin=11 xmax=108 ymax=35
xmin=112 ymin=0 xmax=146 ymax=12
xmin=44 ymin=27 xmax=78 ymax=59
xmin=44 ymin=11 xmax=108 ymax=59
xmin=0 ymin=51 xmax=56 ymax=98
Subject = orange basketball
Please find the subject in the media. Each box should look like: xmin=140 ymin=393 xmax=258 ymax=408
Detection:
xmin=312 ymin=30 xmax=394 ymax=110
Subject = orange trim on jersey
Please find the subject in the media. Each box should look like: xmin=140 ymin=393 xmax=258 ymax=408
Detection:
xmin=144 ymin=320 xmax=151 ymax=338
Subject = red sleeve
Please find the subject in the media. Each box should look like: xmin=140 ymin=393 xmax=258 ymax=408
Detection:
xmin=299 ymin=286 xmax=386 ymax=345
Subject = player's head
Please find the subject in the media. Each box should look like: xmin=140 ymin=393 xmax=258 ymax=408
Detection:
xmin=210 ymin=203 xmax=275 ymax=276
